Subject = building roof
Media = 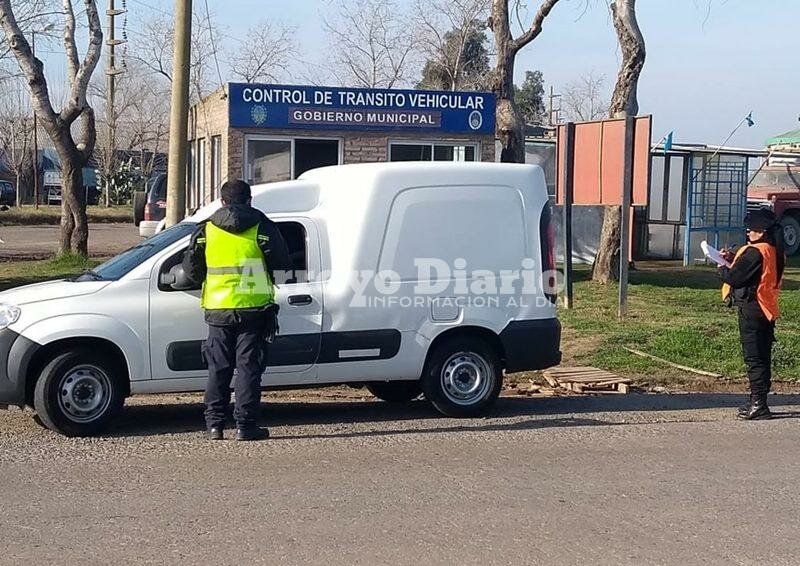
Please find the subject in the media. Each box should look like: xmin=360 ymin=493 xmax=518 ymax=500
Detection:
xmin=765 ymin=128 xmax=800 ymax=147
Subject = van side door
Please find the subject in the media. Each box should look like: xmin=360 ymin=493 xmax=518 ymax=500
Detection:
xmin=148 ymin=218 xmax=323 ymax=386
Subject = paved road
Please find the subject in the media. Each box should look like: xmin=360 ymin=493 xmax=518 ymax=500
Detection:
xmin=1 ymin=391 xmax=799 ymax=565
xmin=0 ymin=223 xmax=141 ymax=259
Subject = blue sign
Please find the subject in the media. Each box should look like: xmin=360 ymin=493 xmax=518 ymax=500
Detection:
xmin=228 ymin=83 xmax=496 ymax=135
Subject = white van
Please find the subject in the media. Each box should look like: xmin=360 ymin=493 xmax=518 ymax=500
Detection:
xmin=0 ymin=163 xmax=561 ymax=436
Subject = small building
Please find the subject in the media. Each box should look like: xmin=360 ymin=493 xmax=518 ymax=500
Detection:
xmin=187 ymin=83 xmax=497 ymax=209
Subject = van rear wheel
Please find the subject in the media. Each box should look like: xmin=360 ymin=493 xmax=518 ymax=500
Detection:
xmin=366 ymin=381 xmax=422 ymax=403
xmin=33 ymin=349 xmax=126 ymax=437
xmin=422 ymin=336 xmax=502 ymax=417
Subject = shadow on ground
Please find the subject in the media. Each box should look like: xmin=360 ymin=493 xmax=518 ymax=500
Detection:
xmin=104 ymin=392 xmax=800 ymax=439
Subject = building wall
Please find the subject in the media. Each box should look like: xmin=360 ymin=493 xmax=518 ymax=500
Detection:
xmin=190 ymin=89 xmax=496 ymax=205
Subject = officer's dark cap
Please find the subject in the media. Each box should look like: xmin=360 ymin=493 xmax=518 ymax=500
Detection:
xmin=744 ymin=208 xmax=777 ymax=232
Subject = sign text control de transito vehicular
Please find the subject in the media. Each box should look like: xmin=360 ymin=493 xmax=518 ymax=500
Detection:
xmin=0 ymin=163 xmax=561 ymax=436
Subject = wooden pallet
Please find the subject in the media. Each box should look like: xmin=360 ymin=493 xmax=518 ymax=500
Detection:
xmin=542 ymin=366 xmax=632 ymax=394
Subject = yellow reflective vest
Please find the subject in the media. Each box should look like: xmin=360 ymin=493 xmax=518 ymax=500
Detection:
xmin=200 ymin=223 xmax=273 ymax=310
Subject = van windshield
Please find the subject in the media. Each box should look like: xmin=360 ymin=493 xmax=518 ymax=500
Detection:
xmin=77 ymin=222 xmax=196 ymax=281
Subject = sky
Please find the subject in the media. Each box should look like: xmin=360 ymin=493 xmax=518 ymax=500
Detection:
xmin=37 ymin=0 xmax=800 ymax=149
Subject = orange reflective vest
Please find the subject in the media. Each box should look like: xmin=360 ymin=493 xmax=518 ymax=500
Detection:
xmin=721 ymin=242 xmax=781 ymax=321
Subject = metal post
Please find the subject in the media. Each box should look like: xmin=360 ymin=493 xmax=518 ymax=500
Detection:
xmin=618 ymin=116 xmax=636 ymax=318
xmin=31 ymin=32 xmax=39 ymax=209
xmin=562 ymin=122 xmax=576 ymax=309
xmin=165 ymin=0 xmax=192 ymax=227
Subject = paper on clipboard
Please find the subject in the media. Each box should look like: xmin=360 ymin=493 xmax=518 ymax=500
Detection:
xmin=701 ymin=240 xmax=732 ymax=268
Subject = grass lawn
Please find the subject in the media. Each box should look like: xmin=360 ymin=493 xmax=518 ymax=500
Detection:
xmin=560 ymin=261 xmax=800 ymax=384
xmin=0 ymin=205 xmax=132 ymax=226
xmin=0 ymin=255 xmax=101 ymax=292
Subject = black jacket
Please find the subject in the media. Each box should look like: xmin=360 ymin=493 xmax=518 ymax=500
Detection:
xmin=182 ymin=204 xmax=292 ymax=326
xmin=718 ymin=246 xmax=763 ymax=317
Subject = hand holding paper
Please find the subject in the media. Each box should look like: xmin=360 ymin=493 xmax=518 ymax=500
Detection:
xmin=701 ymin=240 xmax=732 ymax=268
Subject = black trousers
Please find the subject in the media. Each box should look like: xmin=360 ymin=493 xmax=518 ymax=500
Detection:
xmin=737 ymin=305 xmax=775 ymax=397
xmin=203 ymin=319 xmax=268 ymax=429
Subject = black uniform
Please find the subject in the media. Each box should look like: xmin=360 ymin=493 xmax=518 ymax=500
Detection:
xmin=182 ymin=204 xmax=291 ymax=431
xmin=718 ymin=247 xmax=775 ymax=397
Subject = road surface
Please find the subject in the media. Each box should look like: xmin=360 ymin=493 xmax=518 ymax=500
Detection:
xmin=0 ymin=223 xmax=140 ymax=259
xmin=1 ymin=391 xmax=799 ymax=565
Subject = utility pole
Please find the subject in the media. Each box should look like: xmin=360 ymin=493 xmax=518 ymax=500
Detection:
xmin=166 ymin=0 xmax=192 ymax=227
xmin=106 ymin=0 xmax=126 ymax=207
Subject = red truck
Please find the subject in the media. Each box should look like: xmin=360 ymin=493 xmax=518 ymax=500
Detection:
xmin=747 ymin=164 xmax=800 ymax=255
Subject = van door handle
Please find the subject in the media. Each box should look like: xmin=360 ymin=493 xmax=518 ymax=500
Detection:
xmin=288 ymin=294 xmax=313 ymax=306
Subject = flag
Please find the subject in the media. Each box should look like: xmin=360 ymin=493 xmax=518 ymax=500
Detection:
xmin=745 ymin=112 xmax=755 ymax=127
xmin=664 ymin=131 xmax=673 ymax=151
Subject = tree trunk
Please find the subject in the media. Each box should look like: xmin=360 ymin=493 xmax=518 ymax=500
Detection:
xmin=592 ymin=0 xmax=645 ymax=282
xmin=60 ymin=162 xmax=88 ymax=255
xmin=491 ymin=0 xmax=524 ymax=164
xmin=608 ymin=0 xmax=645 ymax=118
xmin=592 ymin=205 xmax=621 ymax=283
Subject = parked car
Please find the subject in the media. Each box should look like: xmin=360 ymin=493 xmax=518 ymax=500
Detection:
xmin=0 ymin=162 xmax=561 ymax=436
xmin=44 ymin=185 xmax=101 ymax=206
xmin=134 ymin=173 xmax=167 ymax=237
xmin=0 ymin=180 xmax=14 ymax=206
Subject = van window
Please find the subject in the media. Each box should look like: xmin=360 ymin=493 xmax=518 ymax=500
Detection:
xmin=275 ymin=221 xmax=308 ymax=284
xmin=378 ymin=186 xmax=527 ymax=280
xmin=79 ymin=222 xmax=196 ymax=281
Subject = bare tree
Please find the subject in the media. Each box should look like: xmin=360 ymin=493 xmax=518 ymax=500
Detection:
xmin=489 ymin=0 xmax=561 ymax=163
xmin=228 ymin=20 xmax=295 ymax=83
xmin=561 ymin=70 xmax=608 ymax=122
xmin=131 ymin=11 xmax=219 ymax=102
xmin=0 ymin=0 xmax=103 ymax=255
xmin=91 ymin=59 xmax=171 ymax=196
xmin=323 ymin=0 xmax=416 ymax=88
xmin=592 ymin=0 xmax=646 ymax=283
xmin=414 ymin=0 xmax=491 ymax=91
xmin=0 ymin=79 xmax=34 ymax=204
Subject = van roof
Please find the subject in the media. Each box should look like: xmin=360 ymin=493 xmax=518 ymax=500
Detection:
xmin=189 ymin=162 xmax=544 ymax=220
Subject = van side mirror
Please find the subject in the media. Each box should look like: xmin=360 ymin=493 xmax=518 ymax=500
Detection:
xmin=159 ymin=264 xmax=197 ymax=291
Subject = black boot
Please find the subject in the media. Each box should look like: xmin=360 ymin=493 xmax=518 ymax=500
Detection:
xmin=737 ymin=395 xmax=755 ymax=418
xmin=738 ymin=394 xmax=772 ymax=420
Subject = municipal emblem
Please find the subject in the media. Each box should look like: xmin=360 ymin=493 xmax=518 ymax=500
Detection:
xmin=251 ymin=105 xmax=268 ymax=125
xmin=468 ymin=110 xmax=483 ymax=131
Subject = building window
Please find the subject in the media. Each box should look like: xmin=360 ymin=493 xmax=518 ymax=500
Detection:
xmin=211 ymin=135 xmax=222 ymax=199
xmin=245 ymin=136 xmax=341 ymax=185
xmin=196 ymin=138 xmax=206 ymax=208
xmin=187 ymin=142 xmax=195 ymax=209
xmin=389 ymin=141 xmax=478 ymax=162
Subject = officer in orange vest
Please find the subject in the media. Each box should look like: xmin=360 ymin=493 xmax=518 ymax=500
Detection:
xmin=719 ymin=209 xmax=785 ymax=420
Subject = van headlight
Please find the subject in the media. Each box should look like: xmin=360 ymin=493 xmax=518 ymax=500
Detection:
xmin=0 ymin=303 xmax=21 ymax=329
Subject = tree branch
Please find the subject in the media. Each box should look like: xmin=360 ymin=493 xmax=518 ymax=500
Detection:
xmin=0 ymin=0 xmax=59 ymax=124
xmin=60 ymin=0 xmax=102 ymax=125
xmin=511 ymin=0 xmax=560 ymax=54
xmin=62 ymin=0 xmax=79 ymax=82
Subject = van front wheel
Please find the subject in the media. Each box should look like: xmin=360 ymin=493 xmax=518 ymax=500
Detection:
xmin=33 ymin=349 xmax=126 ymax=437
xmin=422 ymin=336 xmax=502 ymax=417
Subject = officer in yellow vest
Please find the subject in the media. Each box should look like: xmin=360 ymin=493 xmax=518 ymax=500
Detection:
xmin=182 ymin=180 xmax=291 ymax=440
xmin=718 ymin=209 xmax=785 ymax=420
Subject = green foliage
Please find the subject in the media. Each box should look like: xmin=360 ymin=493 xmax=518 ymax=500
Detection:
xmin=417 ymin=24 xmax=490 ymax=91
xmin=513 ymin=70 xmax=546 ymax=125
xmin=98 ymin=158 xmax=145 ymax=206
